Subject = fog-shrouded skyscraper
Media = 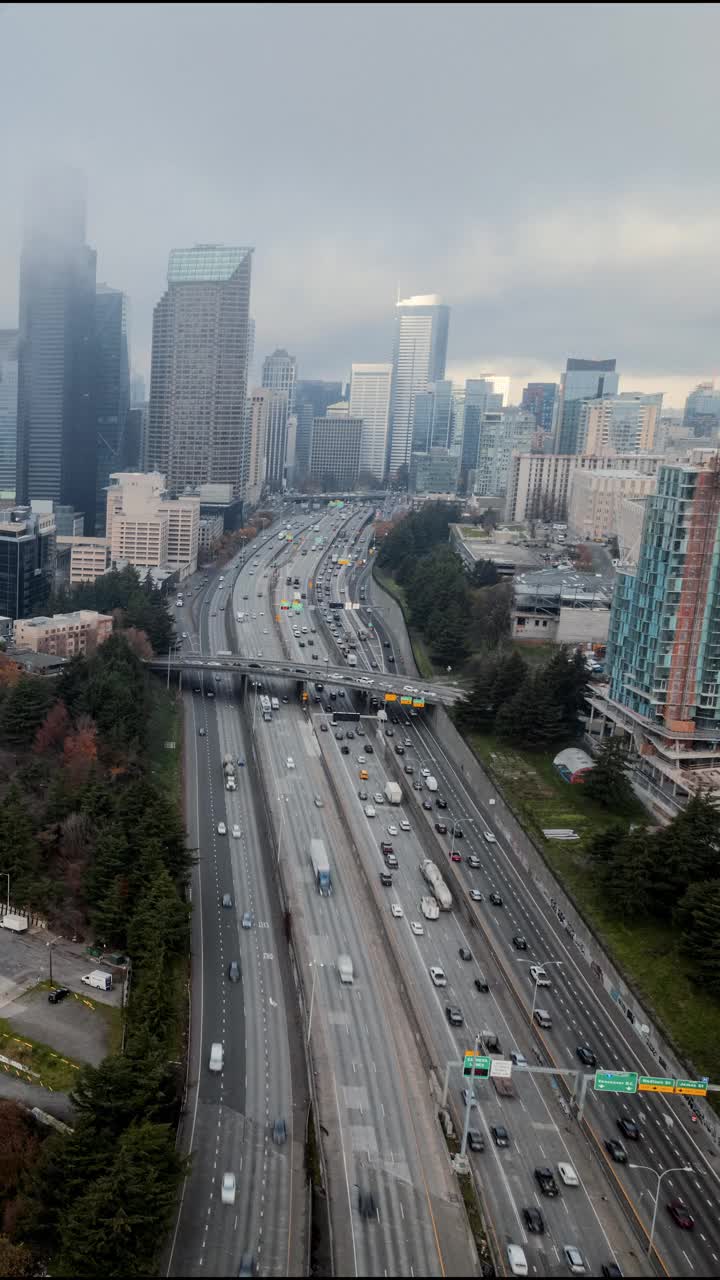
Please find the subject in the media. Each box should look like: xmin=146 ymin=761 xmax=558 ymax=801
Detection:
xmin=294 ymin=380 xmax=343 ymax=483
xmin=146 ymin=244 xmax=253 ymax=497
xmin=0 ymin=331 xmax=19 ymax=494
xmin=683 ymin=382 xmax=720 ymax=438
xmin=387 ymin=294 xmax=450 ymax=477
xmin=521 ymin=382 xmax=557 ymax=433
xmin=16 ymin=169 xmax=98 ymax=530
xmin=94 ymin=285 xmax=130 ymax=533
xmin=349 ymin=363 xmax=392 ymax=482
xmin=554 ymin=357 xmax=619 ymax=454
xmin=261 ymin=347 xmax=297 ymax=410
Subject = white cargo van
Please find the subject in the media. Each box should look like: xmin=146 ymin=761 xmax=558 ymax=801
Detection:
xmin=507 ymin=1244 xmax=528 ymax=1277
xmin=271 ymin=697 xmax=280 ymax=711
xmin=425 ymin=775 xmax=438 ymax=792
xmin=209 ymin=1042 xmax=224 ymax=1072
xmin=81 ymin=970 xmax=113 ymax=991
xmin=557 ymin=1162 xmax=579 ymax=1187
xmin=337 ymin=954 xmax=354 ymax=984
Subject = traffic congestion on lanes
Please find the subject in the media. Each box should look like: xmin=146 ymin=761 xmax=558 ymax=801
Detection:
xmin=228 ymin=508 xmax=473 ymax=1277
xmin=171 ymin=495 xmax=719 ymax=1279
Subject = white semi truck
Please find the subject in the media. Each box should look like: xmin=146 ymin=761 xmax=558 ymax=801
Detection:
xmin=222 ymin=754 xmax=237 ymax=791
xmin=420 ymin=859 xmax=452 ymax=910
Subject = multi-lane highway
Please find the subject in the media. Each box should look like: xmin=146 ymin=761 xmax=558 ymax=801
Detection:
xmin=167 ymin=495 xmax=720 ymax=1278
xmin=227 ymin=505 xmax=475 ymax=1277
xmin=168 ymin=530 xmax=305 ymax=1279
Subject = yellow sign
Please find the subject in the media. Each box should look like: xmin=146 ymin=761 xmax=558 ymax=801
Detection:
xmin=384 ymin=692 xmax=397 ymax=702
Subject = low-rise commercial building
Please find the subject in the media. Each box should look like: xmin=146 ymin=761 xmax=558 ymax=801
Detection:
xmin=14 ymin=608 xmax=113 ymax=656
xmin=106 ymin=471 xmax=199 ymax=580
xmin=58 ymin=535 xmax=111 ymax=584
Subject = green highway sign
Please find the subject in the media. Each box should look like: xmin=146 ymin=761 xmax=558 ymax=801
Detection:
xmin=675 ymin=1078 xmax=708 ymax=1096
xmin=463 ymin=1053 xmax=491 ymax=1078
xmin=594 ymin=1070 xmax=638 ymax=1094
xmin=638 ymin=1076 xmax=675 ymax=1093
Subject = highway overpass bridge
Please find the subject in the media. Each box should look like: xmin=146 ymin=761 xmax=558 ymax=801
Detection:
xmin=147 ymin=653 xmax=466 ymax=708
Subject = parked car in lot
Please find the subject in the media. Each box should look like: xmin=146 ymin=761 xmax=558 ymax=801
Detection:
xmin=48 ymin=987 xmax=70 ymax=1004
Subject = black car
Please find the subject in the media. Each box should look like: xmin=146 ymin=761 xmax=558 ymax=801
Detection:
xmin=512 ymin=934 xmax=527 ymax=950
xmin=395 ymin=745 xmax=405 ymax=755
xmin=459 ymin=946 xmax=472 ymax=961
xmin=474 ymin=975 xmax=490 ymax=993
xmin=617 ymin=1116 xmax=640 ymax=1140
xmin=523 ymin=1206 xmax=545 ymax=1234
xmin=491 ymin=1125 xmax=509 ymax=1148
xmin=341 ymin=745 xmax=350 ymax=754
xmin=605 ymin=1138 xmax=628 ymax=1163
xmin=365 ymin=744 xmax=374 ymax=753
xmin=453 ymin=827 xmax=464 ymax=839
xmin=600 ymin=1266 xmax=623 ymax=1279
xmin=435 ymin=822 xmax=448 ymax=834
xmin=534 ymin=1167 xmax=559 ymax=1197
xmin=422 ymin=799 xmax=433 ymax=810
xmin=489 ymin=892 xmax=503 ymax=906
xmin=436 ymin=797 xmax=448 ymax=809
xmin=48 ymin=987 xmax=70 ymax=1004
xmin=404 ymin=764 xmax=414 ymax=774
xmin=358 ymin=1189 xmax=377 ymax=1219
xmin=446 ymin=1004 xmax=464 ymax=1027
xmin=380 ymin=871 xmax=393 ymax=887
xmin=346 ymin=730 xmax=355 ymax=739
xmin=576 ymin=1045 xmax=597 ymax=1068
xmin=467 ymin=1128 xmax=484 ymax=1152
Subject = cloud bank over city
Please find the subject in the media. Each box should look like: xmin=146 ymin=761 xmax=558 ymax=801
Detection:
xmin=1 ymin=1 xmax=718 ymax=404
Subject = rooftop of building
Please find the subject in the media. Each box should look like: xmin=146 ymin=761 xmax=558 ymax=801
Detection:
xmin=10 ymin=650 xmax=70 ymax=672
xmin=167 ymin=245 xmax=253 ymax=284
xmin=16 ymin=610 xmax=112 ymax=629
xmin=514 ymin=566 xmax=614 ymax=604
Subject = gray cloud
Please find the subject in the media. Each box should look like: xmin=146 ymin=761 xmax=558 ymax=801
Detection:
xmin=1 ymin=2 xmax=718 ymax=405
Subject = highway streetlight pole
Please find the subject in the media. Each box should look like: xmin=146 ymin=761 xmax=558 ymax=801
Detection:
xmin=521 ymin=958 xmax=563 ymax=1025
xmin=0 ymin=872 xmax=9 ymax=915
xmin=629 ymin=1163 xmax=692 ymax=1257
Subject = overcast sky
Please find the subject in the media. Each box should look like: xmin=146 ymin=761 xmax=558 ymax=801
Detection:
xmin=1 ymin=2 xmax=718 ymax=407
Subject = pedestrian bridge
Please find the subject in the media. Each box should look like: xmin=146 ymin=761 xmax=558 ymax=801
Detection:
xmin=147 ymin=653 xmax=466 ymax=708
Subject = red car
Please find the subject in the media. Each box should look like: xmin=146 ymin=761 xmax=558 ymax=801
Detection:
xmin=667 ymin=1199 xmax=694 ymax=1229
xmin=449 ymin=849 xmax=462 ymax=863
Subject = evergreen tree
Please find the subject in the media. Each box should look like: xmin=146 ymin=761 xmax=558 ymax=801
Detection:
xmin=470 ymin=558 xmax=500 ymax=588
xmin=543 ymin=647 xmax=589 ymax=735
xmin=603 ymin=827 xmax=655 ymax=919
xmin=459 ymin=658 xmax=498 ymax=732
xmin=491 ymin=651 xmax=529 ymax=713
xmin=0 ymin=679 xmax=54 ymax=745
xmin=584 ymin=738 xmax=635 ymax=810
xmin=587 ymin=823 xmax=630 ymax=875
xmin=675 ymin=879 xmax=720 ymax=996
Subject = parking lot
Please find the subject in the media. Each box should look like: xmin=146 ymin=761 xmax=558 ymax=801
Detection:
xmin=0 ymin=927 xmax=123 ymax=1073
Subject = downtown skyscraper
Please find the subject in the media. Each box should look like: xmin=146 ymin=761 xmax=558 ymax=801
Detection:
xmin=146 ymin=245 xmax=253 ymax=496
xmin=16 ymin=169 xmax=98 ymax=530
xmin=94 ymin=284 xmax=130 ymax=532
xmin=387 ymin=294 xmax=449 ymax=478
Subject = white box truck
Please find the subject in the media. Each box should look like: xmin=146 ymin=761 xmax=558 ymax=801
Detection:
xmin=82 ymin=970 xmax=113 ymax=991
xmin=425 ymin=775 xmax=438 ymax=792
xmin=337 ymin=954 xmax=354 ymax=984
xmin=384 ymin=781 xmax=402 ymax=805
xmin=1 ymin=913 xmax=28 ymax=933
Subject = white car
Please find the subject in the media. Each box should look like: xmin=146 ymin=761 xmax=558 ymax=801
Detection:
xmin=287 ymin=757 xmax=295 ymax=769
xmin=221 ymin=1171 xmax=236 ymax=1204
xmin=429 ymin=966 xmax=447 ymax=987
xmin=469 ymin=888 xmax=483 ymax=902
xmin=387 ymin=824 xmax=398 ymax=836
xmin=483 ymin=830 xmax=497 ymax=843
xmin=421 ymin=767 xmax=430 ymax=778
xmin=410 ymin=920 xmax=424 ymax=936
xmin=399 ymin=819 xmax=410 ymax=832
xmin=357 ymin=755 xmax=366 ymax=764
xmin=530 ymin=965 xmax=551 ymax=987
xmin=364 ymin=804 xmax=376 ymax=818
xmin=391 ymin=903 xmax=403 ymax=918
xmin=373 ymin=792 xmax=385 ymax=805
xmin=231 ymin=824 xmax=241 ymax=839
xmin=217 ymin=822 xmax=227 ymax=836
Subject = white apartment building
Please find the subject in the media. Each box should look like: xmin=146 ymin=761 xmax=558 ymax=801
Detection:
xmin=505 ymin=452 xmax=665 ymax=524
xmin=106 ymin=471 xmax=199 ymax=580
xmin=15 ymin=609 xmax=113 ymax=656
xmin=349 ymin=363 xmax=392 ymax=481
xmin=567 ymin=469 xmax=658 ymax=541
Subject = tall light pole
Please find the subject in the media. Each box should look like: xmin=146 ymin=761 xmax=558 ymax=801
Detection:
xmin=0 ymin=872 xmax=9 ymax=915
xmin=519 ymin=958 xmax=563 ymax=1024
xmin=629 ymin=1163 xmax=692 ymax=1257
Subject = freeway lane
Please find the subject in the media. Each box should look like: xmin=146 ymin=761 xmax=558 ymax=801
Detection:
xmin=360 ymin=558 xmax=720 ymax=1275
xmin=234 ymin=508 xmax=475 ymax=1276
xmin=168 ymin=554 xmax=303 ymax=1278
xmin=405 ymin=711 xmax=720 ymax=1276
